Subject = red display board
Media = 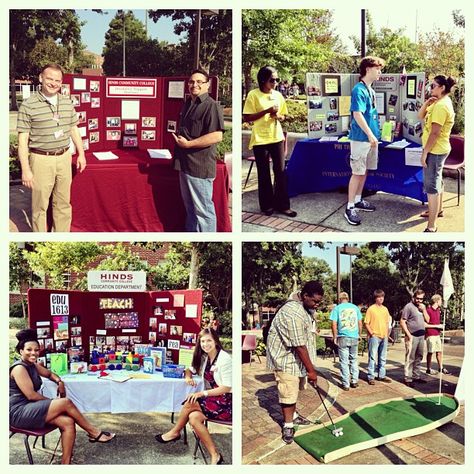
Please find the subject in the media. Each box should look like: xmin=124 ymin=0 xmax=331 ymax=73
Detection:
xmin=27 ymin=288 xmax=203 ymax=364
xmin=61 ymin=74 xmax=219 ymax=154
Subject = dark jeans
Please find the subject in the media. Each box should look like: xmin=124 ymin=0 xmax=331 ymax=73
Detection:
xmin=253 ymin=140 xmax=290 ymax=212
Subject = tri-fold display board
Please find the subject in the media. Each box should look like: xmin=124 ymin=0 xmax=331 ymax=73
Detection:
xmin=27 ymin=288 xmax=203 ymax=364
xmin=61 ymin=74 xmax=219 ymax=154
xmin=306 ymin=73 xmax=426 ymax=144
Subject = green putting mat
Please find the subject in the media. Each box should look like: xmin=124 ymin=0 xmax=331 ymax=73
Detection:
xmin=295 ymin=395 xmax=459 ymax=463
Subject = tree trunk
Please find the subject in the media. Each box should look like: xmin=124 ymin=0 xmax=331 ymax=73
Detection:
xmin=188 ymin=245 xmax=199 ymax=289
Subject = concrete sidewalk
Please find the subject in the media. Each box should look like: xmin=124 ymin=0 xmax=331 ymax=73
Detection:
xmin=9 ymin=411 xmax=232 ymax=465
xmin=242 ymin=160 xmax=464 ymax=233
xmin=242 ymin=341 xmax=464 ymax=465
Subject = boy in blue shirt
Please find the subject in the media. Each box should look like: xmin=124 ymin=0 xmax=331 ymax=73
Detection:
xmin=330 ymin=292 xmax=363 ymax=390
xmin=345 ymin=56 xmax=385 ymax=226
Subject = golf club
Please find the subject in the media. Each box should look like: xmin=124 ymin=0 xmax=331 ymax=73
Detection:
xmin=311 ymin=382 xmax=344 ymax=437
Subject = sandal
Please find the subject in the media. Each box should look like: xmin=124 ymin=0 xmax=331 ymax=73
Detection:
xmin=420 ymin=210 xmax=444 ymax=218
xmin=89 ymin=431 xmax=116 ymax=443
xmin=423 ymin=227 xmax=438 ymax=232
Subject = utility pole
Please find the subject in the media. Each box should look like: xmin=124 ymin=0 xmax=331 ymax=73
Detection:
xmin=361 ymin=9 xmax=367 ymax=58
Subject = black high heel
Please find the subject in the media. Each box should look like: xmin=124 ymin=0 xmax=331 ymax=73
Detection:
xmin=215 ymin=453 xmax=224 ymax=464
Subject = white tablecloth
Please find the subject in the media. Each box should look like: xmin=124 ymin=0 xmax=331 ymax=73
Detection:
xmin=41 ymin=371 xmax=203 ymax=414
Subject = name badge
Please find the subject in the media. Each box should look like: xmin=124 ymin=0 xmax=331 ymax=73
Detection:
xmin=54 ymin=129 xmax=65 ymax=139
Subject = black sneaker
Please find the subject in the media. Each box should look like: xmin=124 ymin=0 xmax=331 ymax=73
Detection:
xmin=375 ymin=377 xmax=392 ymax=383
xmin=355 ymin=199 xmax=376 ymax=212
xmin=293 ymin=414 xmax=311 ymax=426
xmin=281 ymin=426 xmax=295 ymax=444
xmin=341 ymin=385 xmax=350 ymax=391
xmin=350 ymin=382 xmax=359 ymax=388
xmin=344 ymin=207 xmax=361 ymax=225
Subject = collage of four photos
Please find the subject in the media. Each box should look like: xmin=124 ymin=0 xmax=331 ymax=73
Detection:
xmin=7 ymin=6 xmax=466 ymax=467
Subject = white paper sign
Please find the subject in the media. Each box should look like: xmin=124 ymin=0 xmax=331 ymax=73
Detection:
xmin=156 ymin=297 xmax=170 ymax=303
xmin=405 ymin=147 xmax=423 ymax=167
xmin=122 ymin=329 xmax=137 ymax=333
xmin=50 ymin=294 xmax=69 ymax=315
xmin=88 ymin=271 xmax=146 ymax=292
xmin=167 ymin=339 xmax=180 ymax=350
xmin=185 ymin=304 xmax=198 ymax=318
xmin=168 ymin=81 xmax=185 ymax=99
xmin=78 ymin=127 xmax=87 ymax=138
xmin=96 ymin=329 xmax=107 ymax=335
xmin=121 ymin=100 xmax=140 ymax=120
xmin=73 ymin=77 xmax=87 ymax=91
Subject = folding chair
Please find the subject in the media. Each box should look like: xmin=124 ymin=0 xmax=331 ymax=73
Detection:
xmin=10 ymin=424 xmax=61 ymax=464
xmin=190 ymin=419 xmax=232 ymax=464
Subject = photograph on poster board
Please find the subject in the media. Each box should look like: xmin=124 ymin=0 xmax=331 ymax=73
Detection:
xmin=71 ymin=94 xmax=80 ymax=107
xmin=56 ymin=340 xmax=68 ymax=352
xmin=154 ymin=305 xmax=164 ymax=316
xmin=81 ymin=92 xmax=91 ymax=103
xmin=106 ymin=117 xmax=121 ymax=127
xmin=170 ymin=325 xmax=182 ymax=336
xmin=52 ymin=316 xmax=69 ymax=340
xmin=82 ymin=139 xmax=89 ymax=151
xmin=71 ymin=326 xmax=82 ymax=336
xmin=158 ymin=323 xmax=167 ymax=335
xmin=90 ymin=80 xmax=100 ymax=92
xmin=149 ymin=331 xmax=157 ymax=344
xmin=325 ymin=123 xmax=337 ymax=133
xmin=327 ymin=112 xmax=339 ymax=122
xmin=124 ymin=123 xmax=137 ymax=135
xmin=309 ymin=121 xmax=323 ymax=132
xmin=77 ymin=111 xmax=87 ymax=124
xmin=149 ymin=317 xmax=157 ymax=329
xmin=88 ymin=118 xmax=98 ymax=130
xmin=91 ymin=97 xmax=100 ymax=108
xmin=142 ymin=116 xmax=156 ymax=127
xmin=61 ymin=84 xmax=70 ymax=97
xmin=167 ymin=120 xmax=177 ymax=133
xmin=38 ymin=339 xmax=45 ymax=351
xmin=164 ymin=309 xmax=176 ymax=320
xmin=309 ymin=98 xmax=322 ymax=109
xmin=71 ymin=336 xmax=82 ymax=347
xmin=107 ymin=130 xmax=121 ymax=141
xmin=142 ymin=130 xmax=156 ymax=141
xmin=37 ymin=327 xmax=51 ymax=338
xmin=44 ymin=338 xmax=54 ymax=351
xmin=329 ymin=97 xmax=338 ymax=110
xmin=123 ymin=135 xmax=138 ymax=147
xmin=90 ymin=132 xmax=99 ymax=143
xmin=389 ymin=94 xmax=398 ymax=106
xmin=131 ymin=335 xmax=142 ymax=344
xmin=182 ymin=332 xmax=196 ymax=344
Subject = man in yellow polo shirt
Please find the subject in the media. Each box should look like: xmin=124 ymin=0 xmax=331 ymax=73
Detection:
xmin=364 ymin=289 xmax=392 ymax=384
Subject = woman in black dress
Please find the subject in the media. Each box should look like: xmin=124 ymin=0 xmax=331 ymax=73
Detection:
xmin=10 ymin=329 xmax=115 ymax=464
xmin=155 ymin=328 xmax=232 ymax=464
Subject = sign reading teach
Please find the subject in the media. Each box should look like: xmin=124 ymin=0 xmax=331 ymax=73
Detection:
xmin=88 ymin=271 xmax=146 ymax=292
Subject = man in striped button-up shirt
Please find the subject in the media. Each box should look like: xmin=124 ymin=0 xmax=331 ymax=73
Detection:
xmin=266 ymin=280 xmax=324 ymax=444
xmin=17 ymin=64 xmax=86 ymax=232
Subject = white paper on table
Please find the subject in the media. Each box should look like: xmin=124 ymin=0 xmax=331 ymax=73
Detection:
xmin=93 ymin=151 xmax=119 ymax=161
xmin=121 ymin=100 xmax=140 ymax=119
xmin=405 ymin=147 xmax=423 ymax=166
xmin=148 ymin=149 xmax=172 ymax=159
xmin=185 ymin=304 xmax=198 ymax=318
xmin=385 ymin=139 xmax=411 ymax=149
xmin=319 ymin=136 xmax=339 ymax=142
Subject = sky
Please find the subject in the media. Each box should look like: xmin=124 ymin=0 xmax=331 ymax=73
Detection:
xmin=76 ymin=8 xmax=463 ymax=55
xmin=301 ymin=242 xmax=364 ymax=274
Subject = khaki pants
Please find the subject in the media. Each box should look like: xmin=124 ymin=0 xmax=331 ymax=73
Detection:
xmin=274 ymin=371 xmax=307 ymax=404
xmin=404 ymin=335 xmax=425 ymax=382
xmin=30 ymin=151 xmax=72 ymax=232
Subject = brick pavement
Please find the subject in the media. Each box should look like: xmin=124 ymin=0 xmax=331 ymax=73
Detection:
xmin=242 ymin=211 xmax=338 ymax=232
xmin=242 ymin=342 xmax=464 ymax=465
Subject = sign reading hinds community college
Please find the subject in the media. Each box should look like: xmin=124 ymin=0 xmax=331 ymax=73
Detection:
xmin=106 ymin=78 xmax=157 ymax=98
xmin=87 ymin=271 xmax=146 ymax=292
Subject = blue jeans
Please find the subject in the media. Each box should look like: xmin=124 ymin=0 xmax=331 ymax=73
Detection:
xmin=338 ymin=337 xmax=359 ymax=387
xmin=367 ymin=336 xmax=388 ymax=380
xmin=179 ymin=172 xmax=216 ymax=232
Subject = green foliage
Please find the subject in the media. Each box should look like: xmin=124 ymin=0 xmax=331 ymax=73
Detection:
xmin=9 ymin=302 xmax=25 ymax=319
xmin=283 ymin=101 xmax=308 ymax=133
xmin=9 ymin=134 xmax=20 ymax=180
xmin=216 ymin=126 xmax=232 ymax=160
xmin=9 ymin=317 xmax=27 ymax=330
xmin=255 ymin=338 xmax=266 ymax=356
xmin=219 ymin=337 xmax=232 ymax=352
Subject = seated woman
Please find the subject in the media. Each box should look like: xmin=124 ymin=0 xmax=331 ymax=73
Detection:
xmin=10 ymin=329 xmax=115 ymax=464
xmin=155 ymin=328 xmax=232 ymax=464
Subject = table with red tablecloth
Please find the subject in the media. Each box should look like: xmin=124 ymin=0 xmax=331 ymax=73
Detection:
xmin=71 ymin=150 xmax=231 ymax=232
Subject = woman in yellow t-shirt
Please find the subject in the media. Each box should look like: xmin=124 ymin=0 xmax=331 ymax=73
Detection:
xmin=243 ymin=66 xmax=296 ymax=217
xmin=418 ymin=75 xmax=457 ymax=232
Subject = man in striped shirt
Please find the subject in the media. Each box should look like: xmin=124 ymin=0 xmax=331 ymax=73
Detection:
xmin=17 ymin=64 xmax=86 ymax=232
xmin=266 ymin=280 xmax=324 ymax=444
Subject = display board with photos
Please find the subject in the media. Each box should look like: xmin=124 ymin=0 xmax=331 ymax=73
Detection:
xmin=306 ymin=72 xmax=426 ymax=144
xmin=27 ymin=288 xmax=203 ymax=366
xmin=61 ymin=74 xmax=219 ymax=155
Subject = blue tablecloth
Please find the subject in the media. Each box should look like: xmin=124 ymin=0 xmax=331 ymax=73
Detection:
xmin=287 ymin=139 xmax=427 ymax=203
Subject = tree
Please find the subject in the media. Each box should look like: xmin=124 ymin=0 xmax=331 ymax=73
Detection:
xmin=242 ymin=9 xmax=345 ymax=94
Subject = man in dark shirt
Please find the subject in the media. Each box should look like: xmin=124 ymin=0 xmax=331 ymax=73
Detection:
xmin=172 ymin=69 xmax=225 ymax=232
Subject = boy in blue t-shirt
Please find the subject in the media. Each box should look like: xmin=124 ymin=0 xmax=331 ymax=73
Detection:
xmin=345 ymin=56 xmax=385 ymax=226
xmin=330 ymin=292 xmax=363 ymax=390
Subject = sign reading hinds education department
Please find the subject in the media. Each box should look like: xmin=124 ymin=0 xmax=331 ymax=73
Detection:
xmin=106 ymin=78 xmax=157 ymax=98
xmin=87 ymin=271 xmax=146 ymax=292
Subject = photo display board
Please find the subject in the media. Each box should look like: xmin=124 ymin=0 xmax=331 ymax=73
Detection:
xmin=306 ymin=72 xmax=426 ymax=144
xmin=61 ymin=74 xmax=219 ymax=154
xmin=27 ymin=288 xmax=203 ymax=364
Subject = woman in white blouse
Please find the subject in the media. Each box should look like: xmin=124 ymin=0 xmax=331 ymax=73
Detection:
xmin=155 ymin=328 xmax=232 ymax=464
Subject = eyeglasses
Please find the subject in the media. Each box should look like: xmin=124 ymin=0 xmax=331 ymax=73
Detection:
xmin=188 ymin=80 xmax=208 ymax=86
xmin=268 ymin=78 xmax=280 ymax=83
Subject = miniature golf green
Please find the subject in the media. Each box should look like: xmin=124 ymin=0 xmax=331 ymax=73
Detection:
xmin=295 ymin=395 xmax=459 ymax=463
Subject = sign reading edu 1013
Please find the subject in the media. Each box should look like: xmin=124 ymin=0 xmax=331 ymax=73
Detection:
xmin=88 ymin=271 xmax=146 ymax=292
xmin=50 ymin=294 xmax=69 ymax=316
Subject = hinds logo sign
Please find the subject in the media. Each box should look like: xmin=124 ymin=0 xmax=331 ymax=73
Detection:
xmin=88 ymin=271 xmax=146 ymax=292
